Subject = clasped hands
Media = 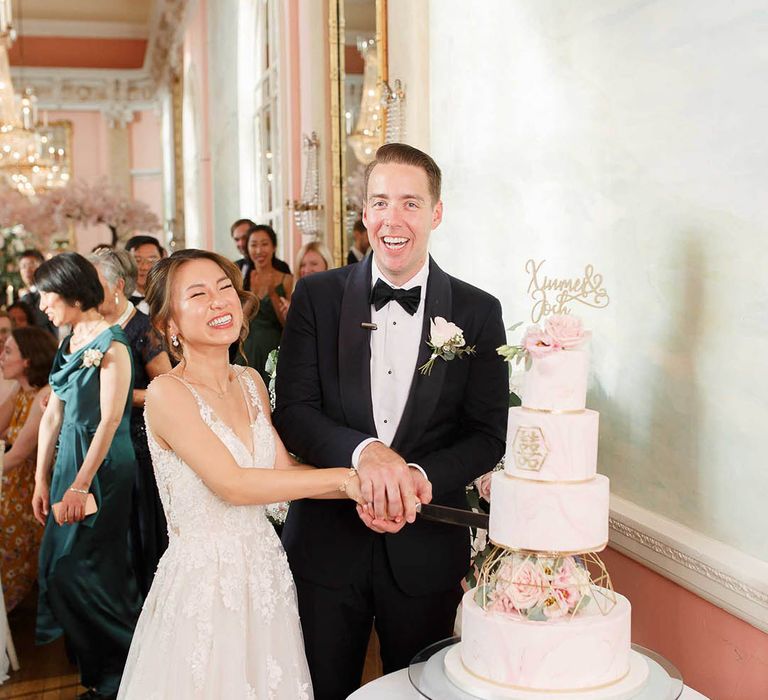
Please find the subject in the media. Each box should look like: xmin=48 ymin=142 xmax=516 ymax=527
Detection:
xmin=353 ymin=441 xmax=432 ymax=534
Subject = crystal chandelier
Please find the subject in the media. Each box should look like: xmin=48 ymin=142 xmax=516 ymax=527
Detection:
xmin=0 ymin=1 xmax=69 ymax=196
xmin=347 ymin=38 xmax=383 ymax=165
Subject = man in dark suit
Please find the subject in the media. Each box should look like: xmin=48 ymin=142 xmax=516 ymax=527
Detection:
xmin=346 ymin=218 xmax=370 ymax=265
xmin=273 ymin=143 xmax=508 ymax=700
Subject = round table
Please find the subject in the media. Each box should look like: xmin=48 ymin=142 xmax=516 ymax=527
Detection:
xmin=349 ymin=669 xmax=709 ymax=700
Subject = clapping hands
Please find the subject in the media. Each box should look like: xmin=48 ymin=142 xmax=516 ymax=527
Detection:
xmin=353 ymin=442 xmax=432 ymax=534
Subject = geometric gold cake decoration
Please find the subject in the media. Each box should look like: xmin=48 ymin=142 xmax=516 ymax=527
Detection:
xmin=476 ymin=547 xmax=617 ymax=622
xmin=512 ymin=425 xmax=549 ymax=471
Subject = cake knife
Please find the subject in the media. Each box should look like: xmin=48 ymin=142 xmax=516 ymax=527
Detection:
xmin=416 ymin=503 xmax=489 ymax=530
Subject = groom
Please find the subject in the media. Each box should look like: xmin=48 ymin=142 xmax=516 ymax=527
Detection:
xmin=274 ymin=143 xmax=508 ymax=700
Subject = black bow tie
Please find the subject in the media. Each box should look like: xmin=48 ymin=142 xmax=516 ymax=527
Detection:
xmin=369 ymin=278 xmax=422 ymax=315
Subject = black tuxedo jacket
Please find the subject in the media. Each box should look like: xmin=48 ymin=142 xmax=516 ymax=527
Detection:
xmin=273 ymin=255 xmax=508 ymax=596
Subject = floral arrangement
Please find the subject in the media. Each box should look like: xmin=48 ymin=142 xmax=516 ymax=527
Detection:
xmin=418 ymin=317 xmax=475 ymax=376
xmin=497 ymin=314 xmax=587 ymax=370
xmin=477 ymin=552 xmax=593 ymax=620
xmin=0 ymin=179 xmax=161 ymax=250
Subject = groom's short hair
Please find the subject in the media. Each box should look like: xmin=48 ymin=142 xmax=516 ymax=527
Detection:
xmin=363 ymin=143 xmax=442 ymax=204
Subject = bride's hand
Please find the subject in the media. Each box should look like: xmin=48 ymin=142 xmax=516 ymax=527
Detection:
xmin=341 ymin=470 xmax=365 ymax=505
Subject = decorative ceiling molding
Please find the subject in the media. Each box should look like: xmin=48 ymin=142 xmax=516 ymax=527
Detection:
xmin=18 ymin=19 xmax=149 ymax=39
xmin=9 ymin=0 xmax=191 ymax=116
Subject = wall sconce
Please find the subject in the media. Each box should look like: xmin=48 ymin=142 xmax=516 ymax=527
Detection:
xmin=382 ymin=79 xmax=406 ymax=144
xmin=287 ymin=132 xmax=323 ymax=240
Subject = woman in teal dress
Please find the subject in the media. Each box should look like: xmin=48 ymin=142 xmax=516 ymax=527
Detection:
xmin=31 ymin=253 xmax=141 ymax=700
xmin=238 ymin=225 xmax=293 ymax=382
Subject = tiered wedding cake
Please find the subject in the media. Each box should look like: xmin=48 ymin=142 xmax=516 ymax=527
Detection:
xmin=445 ymin=316 xmax=649 ymax=698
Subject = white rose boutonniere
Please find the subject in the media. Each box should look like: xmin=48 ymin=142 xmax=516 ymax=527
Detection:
xmin=418 ymin=317 xmax=476 ymax=376
xmin=82 ymin=348 xmax=104 ymax=369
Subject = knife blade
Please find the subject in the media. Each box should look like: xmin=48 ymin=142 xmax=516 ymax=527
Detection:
xmin=416 ymin=503 xmax=489 ymax=530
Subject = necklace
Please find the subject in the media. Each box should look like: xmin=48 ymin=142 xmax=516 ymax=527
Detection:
xmin=70 ymin=315 xmax=105 ymax=351
xmin=114 ymin=301 xmax=135 ymax=328
xmin=181 ymin=368 xmax=233 ymax=399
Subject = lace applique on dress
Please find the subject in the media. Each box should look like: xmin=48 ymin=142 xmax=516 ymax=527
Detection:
xmin=117 ymin=368 xmax=312 ymax=699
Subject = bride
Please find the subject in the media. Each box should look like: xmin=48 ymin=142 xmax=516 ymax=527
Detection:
xmin=118 ymin=249 xmax=364 ymax=699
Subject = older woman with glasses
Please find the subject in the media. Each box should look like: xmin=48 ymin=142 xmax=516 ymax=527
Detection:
xmin=89 ymin=250 xmax=172 ymax=597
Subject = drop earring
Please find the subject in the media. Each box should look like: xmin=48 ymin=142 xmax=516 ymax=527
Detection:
xmin=171 ymin=334 xmax=179 ymax=347
xmin=115 ymin=292 xmax=119 ymax=304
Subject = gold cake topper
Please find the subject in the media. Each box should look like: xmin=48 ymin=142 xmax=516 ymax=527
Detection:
xmin=526 ymin=259 xmax=610 ymax=323
xmin=512 ymin=426 xmax=549 ymax=472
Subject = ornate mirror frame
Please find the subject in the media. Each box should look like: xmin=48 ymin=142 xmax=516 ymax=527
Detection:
xmin=329 ymin=0 xmax=388 ymax=267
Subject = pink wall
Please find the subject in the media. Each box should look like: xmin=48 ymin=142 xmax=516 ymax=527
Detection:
xmin=46 ymin=109 xmax=165 ymax=253
xmin=602 ymin=548 xmax=768 ymax=700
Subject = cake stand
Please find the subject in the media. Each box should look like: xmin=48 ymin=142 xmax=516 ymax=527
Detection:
xmin=408 ymin=637 xmax=684 ymax=700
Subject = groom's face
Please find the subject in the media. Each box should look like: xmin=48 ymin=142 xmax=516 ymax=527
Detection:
xmin=363 ymin=162 xmax=442 ymax=286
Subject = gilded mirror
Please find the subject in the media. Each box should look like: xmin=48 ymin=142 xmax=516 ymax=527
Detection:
xmin=329 ymin=0 xmax=387 ymax=267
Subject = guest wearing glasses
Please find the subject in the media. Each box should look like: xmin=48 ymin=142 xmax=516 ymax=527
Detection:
xmin=125 ymin=235 xmax=164 ymax=315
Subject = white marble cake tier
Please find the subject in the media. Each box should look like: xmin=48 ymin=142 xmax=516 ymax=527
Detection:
xmin=489 ymin=472 xmax=609 ymax=553
xmin=460 ymin=588 xmax=633 ymax=692
xmin=522 ymin=349 xmax=589 ymax=411
xmin=505 ymin=407 xmax=599 ymax=482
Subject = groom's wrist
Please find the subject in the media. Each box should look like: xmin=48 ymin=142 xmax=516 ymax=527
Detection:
xmin=351 ymin=437 xmax=381 ymax=469
xmin=407 ymin=463 xmax=428 ymax=481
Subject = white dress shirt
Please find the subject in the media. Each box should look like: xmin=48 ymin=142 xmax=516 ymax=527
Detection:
xmin=351 ymin=258 xmax=430 ymax=473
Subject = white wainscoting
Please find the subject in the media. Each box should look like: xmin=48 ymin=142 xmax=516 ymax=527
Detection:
xmin=609 ymin=495 xmax=768 ymax=633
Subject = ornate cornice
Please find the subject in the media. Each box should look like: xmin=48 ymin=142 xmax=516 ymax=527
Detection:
xmin=9 ymin=0 xmax=191 ymax=115
xmin=609 ymin=496 xmax=768 ymax=633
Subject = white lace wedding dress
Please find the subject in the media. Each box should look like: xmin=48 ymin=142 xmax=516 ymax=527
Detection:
xmin=118 ymin=371 xmax=312 ymax=699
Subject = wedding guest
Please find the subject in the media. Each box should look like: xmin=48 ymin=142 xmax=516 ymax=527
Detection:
xmin=296 ymin=241 xmax=334 ymax=279
xmin=0 ymin=327 xmax=57 ymax=611
xmin=274 ymin=143 xmax=508 ymax=699
xmin=230 ymin=218 xmax=254 ymax=274
xmin=125 ymin=235 xmax=163 ymax=315
xmin=18 ymin=249 xmax=57 ymax=336
xmin=7 ymin=301 xmax=33 ymax=329
xmin=237 ymin=225 xmax=294 ymax=383
xmin=0 ymin=312 xmax=16 ymax=404
xmin=346 ymin=219 xmax=370 ymax=265
xmin=236 ymin=220 xmax=292 ymax=276
xmin=89 ymin=250 xmax=172 ymax=597
xmin=32 ymin=252 xmax=141 ymax=700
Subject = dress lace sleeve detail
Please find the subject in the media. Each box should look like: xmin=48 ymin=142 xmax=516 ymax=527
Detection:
xmin=239 ymin=368 xmax=265 ymax=419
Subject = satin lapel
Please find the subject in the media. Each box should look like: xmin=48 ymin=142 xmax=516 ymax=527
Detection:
xmin=338 ymin=256 xmax=377 ymax=436
xmin=391 ymin=257 xmax=452 ymax=453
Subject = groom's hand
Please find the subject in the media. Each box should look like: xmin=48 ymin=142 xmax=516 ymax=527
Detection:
xmin=356 ymin=467 xmax=432 ymax=534
xmin=357 ymin=442 xmax=416 ymax=523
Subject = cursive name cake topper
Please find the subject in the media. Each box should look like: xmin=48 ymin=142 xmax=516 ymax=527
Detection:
xmin=525 ymin=259 xmax=610 ymax=323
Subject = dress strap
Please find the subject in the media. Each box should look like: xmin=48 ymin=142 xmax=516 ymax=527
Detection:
xmin=163 ymin=373 xmax=214 ymax=427
xmin=236 ymin=368 xmax=265 ymax=418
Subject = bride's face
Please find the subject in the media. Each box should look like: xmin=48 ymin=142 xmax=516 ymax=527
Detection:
xmin=169 ymin=258 xmax=243 ymax=351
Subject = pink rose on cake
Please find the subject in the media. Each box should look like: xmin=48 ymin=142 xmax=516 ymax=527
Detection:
xmin=501 ymin=558 xmax=549 ymax=611
xmin=543 ymin=314 xmax=586 ymax=349
xmin=522 ymin=326 xmax=561 ymax=358
xmin=543 ymin=589 xmax=571 ymax=619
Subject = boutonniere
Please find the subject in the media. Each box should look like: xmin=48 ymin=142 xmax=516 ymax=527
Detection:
xmin=82 ymin=349 xmax=103 ymax=369
xmin=418 ymin=317 xmax=476 ymax=376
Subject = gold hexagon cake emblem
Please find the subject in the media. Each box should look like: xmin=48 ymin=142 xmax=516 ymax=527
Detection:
xmin=512 ymin=426 xmax=549 ymax=471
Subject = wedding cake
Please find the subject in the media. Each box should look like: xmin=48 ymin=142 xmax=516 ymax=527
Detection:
xmin=445 ymin=316 xmax=649 ymax=698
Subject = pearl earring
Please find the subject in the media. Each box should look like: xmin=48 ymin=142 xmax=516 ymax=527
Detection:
xmin=115 ymin=292 xmax=119 ymax=304
xmin=171 ymin=334 xmax=179 ymax=347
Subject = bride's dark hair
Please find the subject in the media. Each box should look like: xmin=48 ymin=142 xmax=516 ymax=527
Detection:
xmin=144 ymin=248 xmax=256 ymax=361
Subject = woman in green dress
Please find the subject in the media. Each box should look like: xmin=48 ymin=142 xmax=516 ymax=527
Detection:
xmin=238 ymin=225 xmax=294 ymax=382
xmin=31 ymin=253 xmax=141 ymax=700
